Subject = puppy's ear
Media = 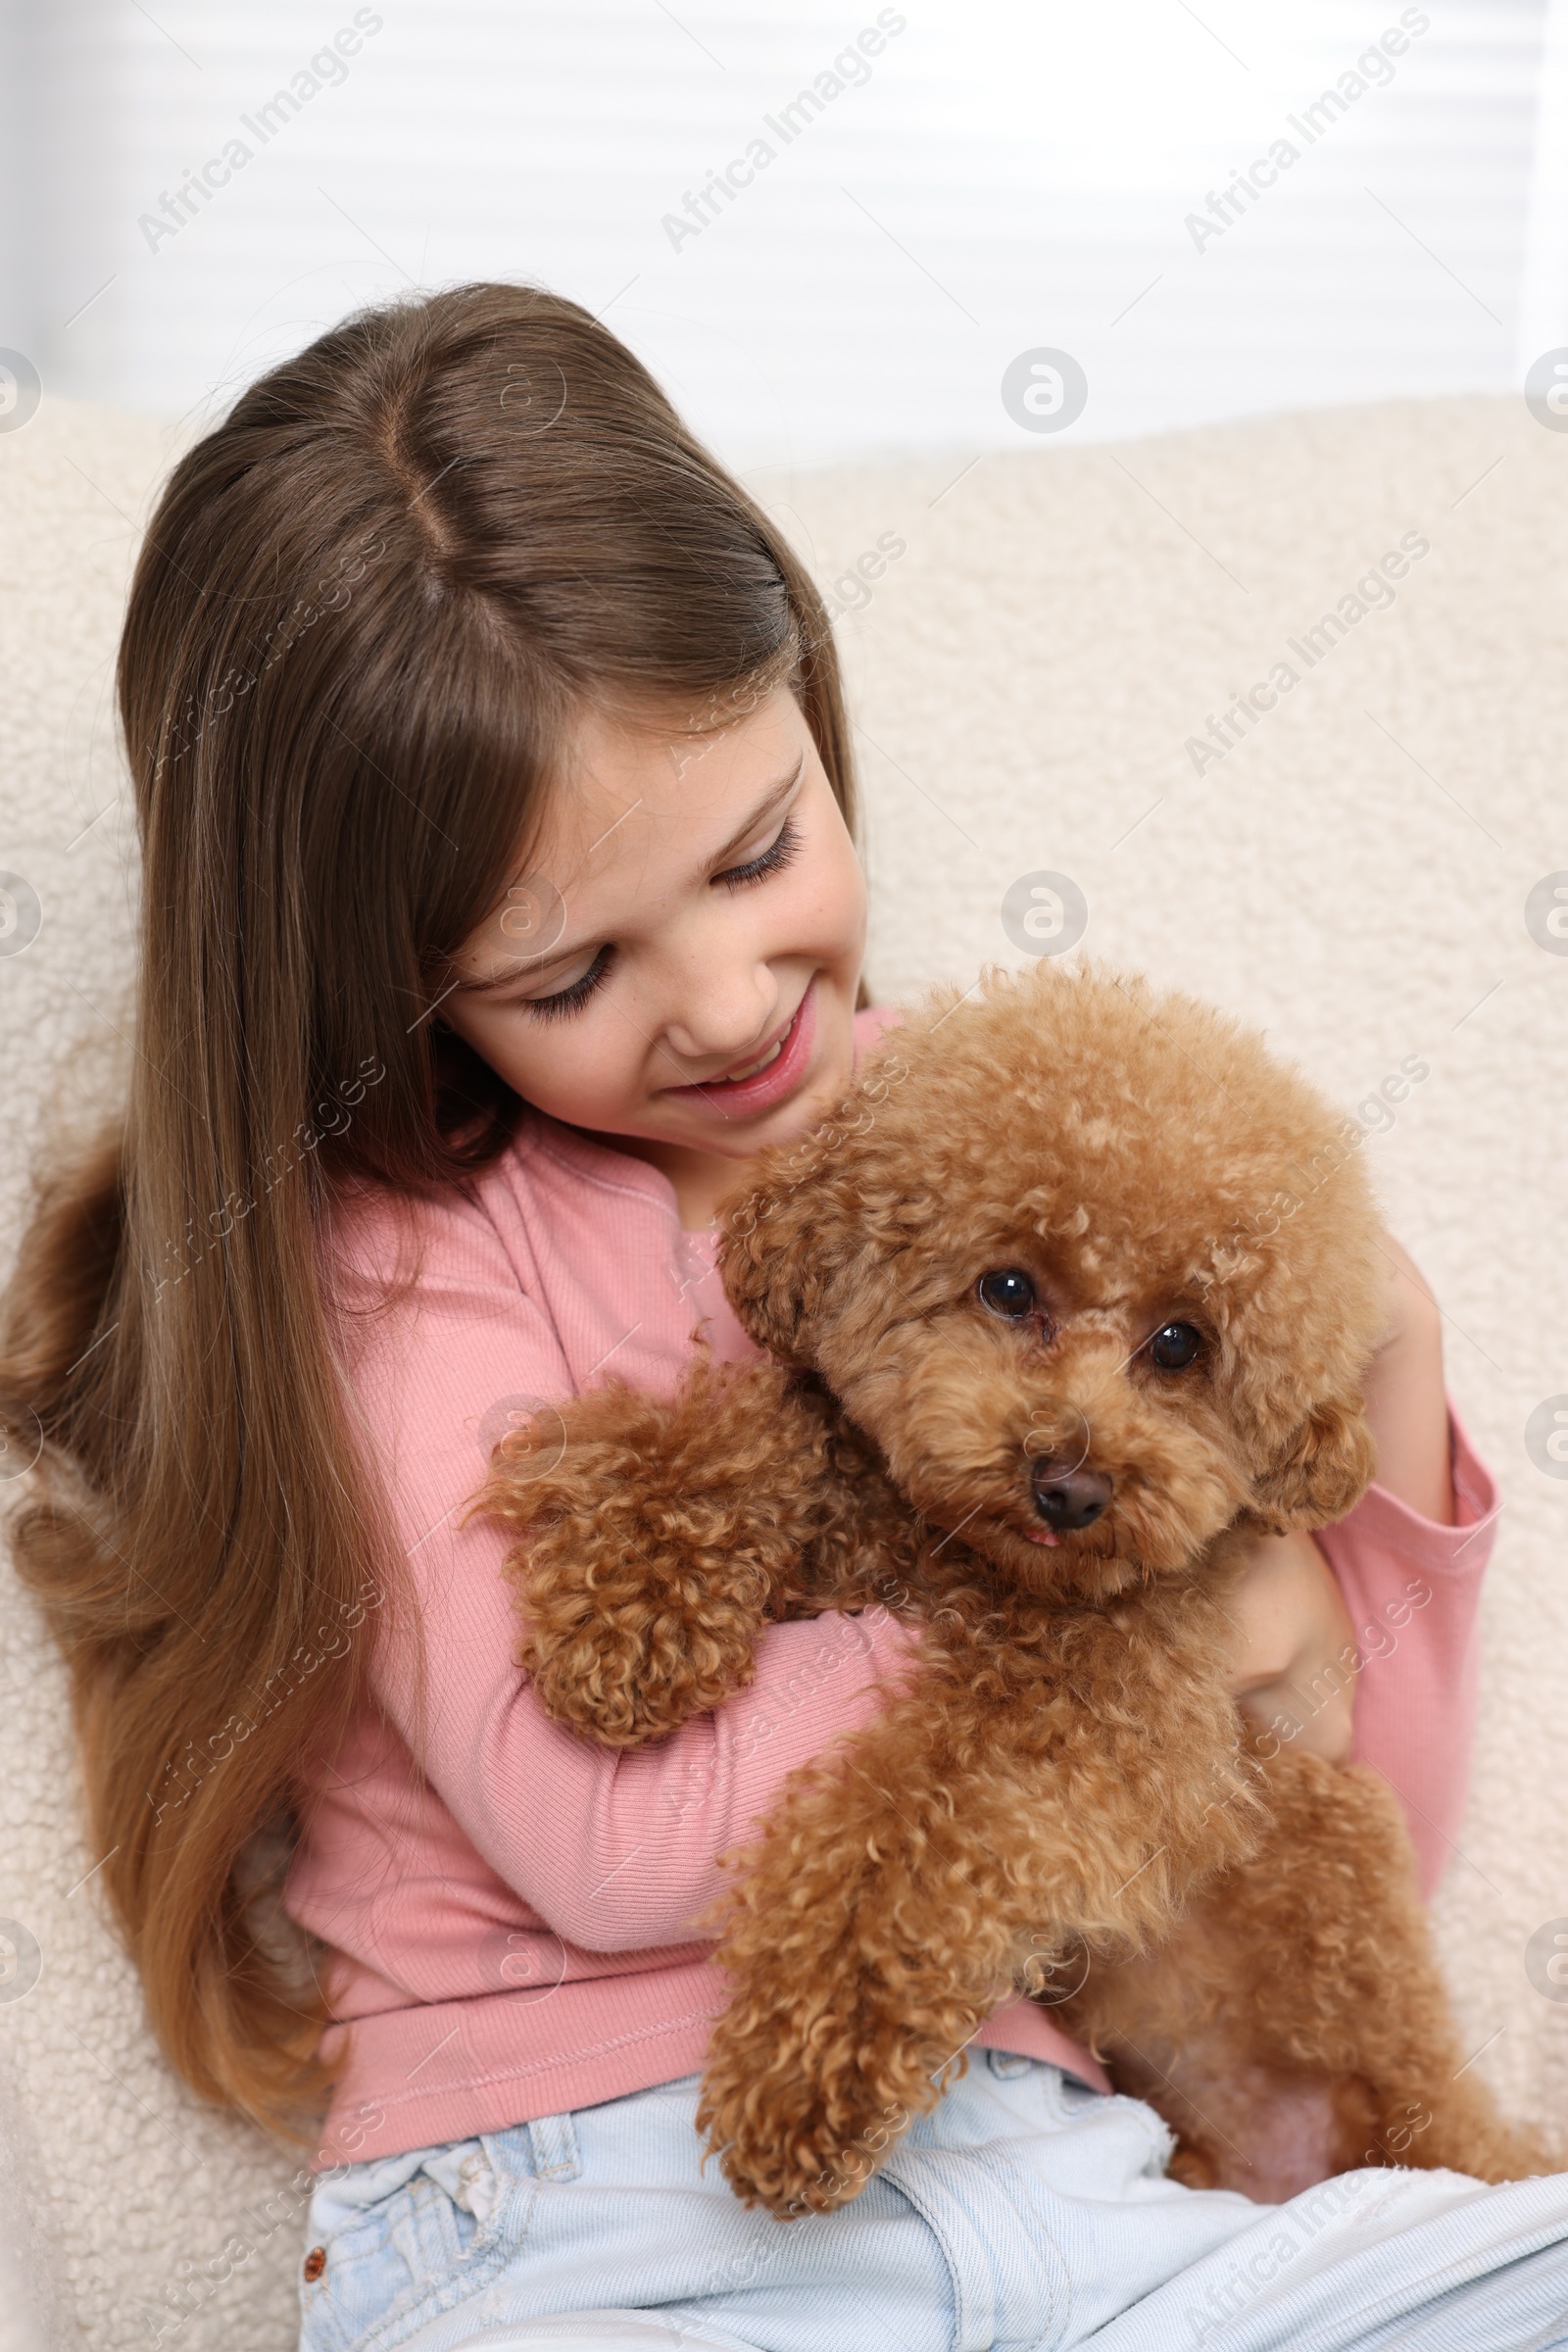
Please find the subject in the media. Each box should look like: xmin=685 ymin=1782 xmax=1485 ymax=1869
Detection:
xmin=718 ymin=1126 xmax=863 ymax=1367
xmin=1250 ymin=1387 xmax=1376 ymax=1531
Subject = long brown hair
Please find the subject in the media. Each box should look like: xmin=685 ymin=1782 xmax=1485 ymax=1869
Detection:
xmin=0 ymin=282 xmax=858 ymax=2142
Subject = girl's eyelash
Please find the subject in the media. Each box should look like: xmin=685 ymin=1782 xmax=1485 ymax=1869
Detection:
xmin=523 ymin=945 xmax=614 ymax=1022
xmin=715 ymin=812 xmax=803 ymax=891
xmin=519 ymin=814 xmax=802 ymax=1021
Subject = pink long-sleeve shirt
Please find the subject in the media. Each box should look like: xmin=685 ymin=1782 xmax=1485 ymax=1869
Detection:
xmin=287 ymin=1010 xmax=1500 ymax=2169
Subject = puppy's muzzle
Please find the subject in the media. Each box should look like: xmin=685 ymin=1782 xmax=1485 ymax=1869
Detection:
xmin=1031 ymin=1458 xmax=1113 ymax=1531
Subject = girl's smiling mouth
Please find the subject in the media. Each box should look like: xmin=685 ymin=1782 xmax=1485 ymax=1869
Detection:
xmin=660 ymin=980 xmax=818 ymax=1120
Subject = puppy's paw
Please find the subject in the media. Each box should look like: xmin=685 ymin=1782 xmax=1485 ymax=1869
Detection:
xmin=698 ymin=2048 xmax=909 ymax=2220
xmin=520 ymin=1544 xmax=770 ymax=1749
xmin=479 ymin=1373 xmax=780 ymax=1749
xmin=696 ymin=1954 xmax=963 ymax=2219
xmin=512 ymin=1448 xmax=773 ymax=1744
xmin=1360 ymin=2091 xmax=1560 ymax=2186
xmin=478 ymin=1367 xmax=814 ymax=1747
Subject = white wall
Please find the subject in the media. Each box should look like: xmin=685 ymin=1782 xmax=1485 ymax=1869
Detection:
xmin=1 ymin=0 xmax=1565 ymax=466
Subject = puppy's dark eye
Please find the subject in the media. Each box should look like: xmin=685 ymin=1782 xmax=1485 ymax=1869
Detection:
xmin=1150 ymin=1321 xmax=1202 ymax=1370
xmin=978 ymin=1268 xmax=1035 ymax=1319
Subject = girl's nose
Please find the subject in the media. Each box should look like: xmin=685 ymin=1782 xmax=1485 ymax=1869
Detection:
xmin=662 ymin=981 xmax=780 ymax=1072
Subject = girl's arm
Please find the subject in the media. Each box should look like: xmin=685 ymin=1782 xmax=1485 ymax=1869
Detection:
xmin=401 ymin=1509 xmax=921 ymax=1953
xmin=1230 ymin=1234 xmax=1499 ymax=1899
xmin=325 ymin=1188 xmax=923 ymax=1955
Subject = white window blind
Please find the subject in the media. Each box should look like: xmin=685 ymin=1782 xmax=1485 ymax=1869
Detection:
xmin=0 ymin=0 xmax=1562 ymax=466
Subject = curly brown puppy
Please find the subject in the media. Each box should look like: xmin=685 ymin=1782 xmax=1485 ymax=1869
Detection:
xmin=475 ymin=961 xmax=1552 ymax=2219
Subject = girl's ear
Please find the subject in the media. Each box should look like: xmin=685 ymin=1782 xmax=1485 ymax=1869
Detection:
xmin=1250 ymin=1387 xmax=1377 ymax=1531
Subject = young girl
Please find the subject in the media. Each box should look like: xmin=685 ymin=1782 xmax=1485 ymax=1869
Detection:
xmin=4 ymin=283 xmax=1565 ymax=2352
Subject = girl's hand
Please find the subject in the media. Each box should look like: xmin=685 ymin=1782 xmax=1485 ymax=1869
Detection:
xmin=1226 ymin=1232 xmax=1452 ymax=1764
xmin=1227 ymin=1530 xmax=1358 ymax=1763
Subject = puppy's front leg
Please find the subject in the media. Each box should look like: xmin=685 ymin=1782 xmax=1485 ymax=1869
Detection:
xmin=696 ymin=1694 xmax=1030 ymax=2218
xmin=698 ymin=1612 xmax=1262 ymax=2216
xmin=476 ymin=1358 xmax=903 ymax=1747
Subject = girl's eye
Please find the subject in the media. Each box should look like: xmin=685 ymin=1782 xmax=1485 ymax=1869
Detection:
xmin=978 ymin=1268 xmax=1036 ymax=1319
xmin=714 ymin=812 xmax=804 ymax=891
xmin=514 ymin=809 xmax=802 ymax=1019
xmin=523 ymin=945 xmax=614 ymax=1022
xmin=1149 ymin=1321 xmax=1202 ymax=1371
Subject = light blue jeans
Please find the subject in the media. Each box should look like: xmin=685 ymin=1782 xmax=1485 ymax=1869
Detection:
xmin=296 ymin=2055 xmax=1568 ymax=2352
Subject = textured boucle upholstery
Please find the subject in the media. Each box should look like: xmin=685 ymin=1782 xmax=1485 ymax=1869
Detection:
xmin=1 ymin=391 xmax=1565 ymax=2349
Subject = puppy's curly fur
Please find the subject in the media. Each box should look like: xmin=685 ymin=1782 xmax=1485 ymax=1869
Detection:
xmin=476 ymin=962 xmax=1554 ymax=2217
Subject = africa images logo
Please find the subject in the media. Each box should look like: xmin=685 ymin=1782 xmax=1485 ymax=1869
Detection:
xmin=661 ymin=11 xmax=906 ymax=251
xmin=1183 ymin=10 xmax=1431 ymax=255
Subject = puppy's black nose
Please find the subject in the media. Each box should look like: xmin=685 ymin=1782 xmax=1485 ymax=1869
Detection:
xmin=1031 ymin=1458 xmax=1113 ymax=1530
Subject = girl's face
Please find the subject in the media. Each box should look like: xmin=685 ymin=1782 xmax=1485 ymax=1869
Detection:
xmin=442 ymin=685 xmax=867 ymax=1216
